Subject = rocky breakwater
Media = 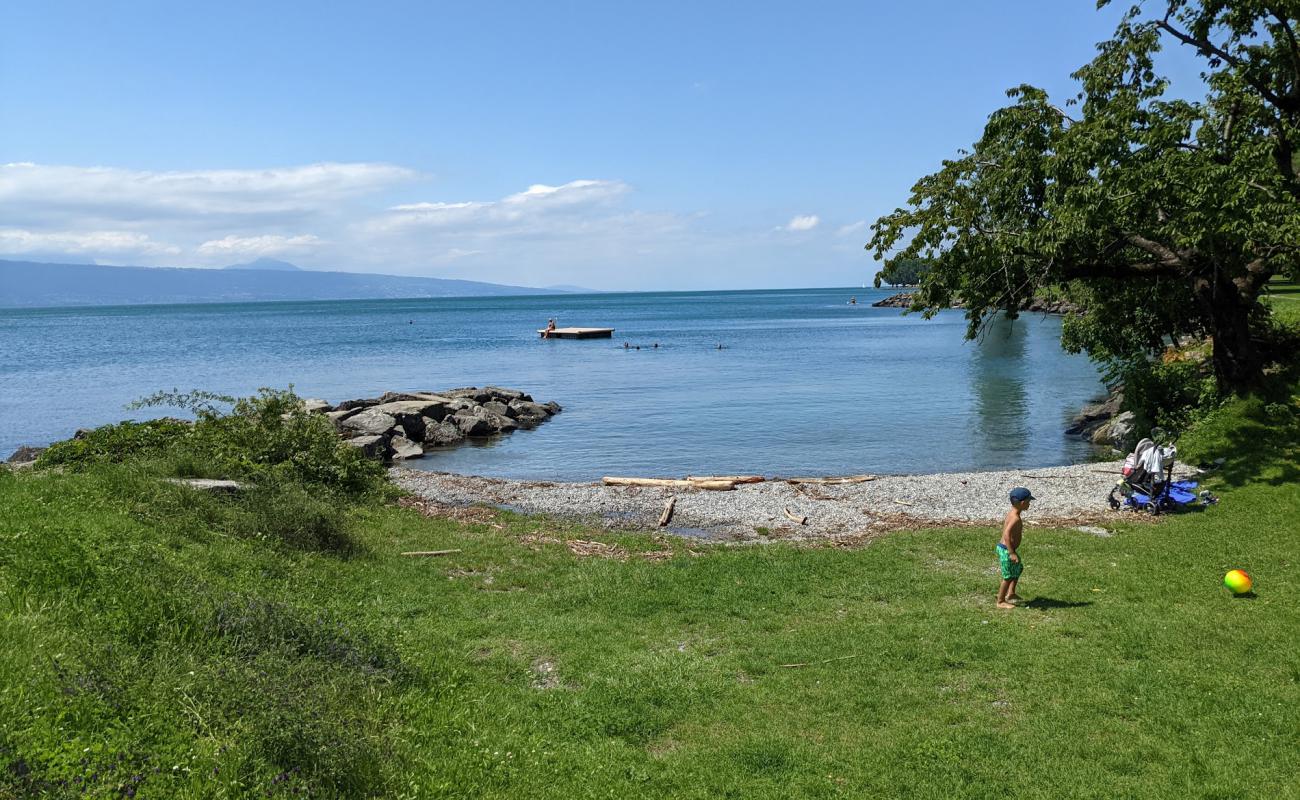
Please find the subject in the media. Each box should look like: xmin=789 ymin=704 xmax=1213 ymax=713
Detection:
xmin=315 ymin=386 xmax=560 ymax=462
xmin=872 ymin=292 xmax=1079 ymax=314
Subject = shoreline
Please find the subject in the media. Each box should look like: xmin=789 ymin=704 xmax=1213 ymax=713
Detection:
xmin=390 ymin=459 xmax=1174 ymax=542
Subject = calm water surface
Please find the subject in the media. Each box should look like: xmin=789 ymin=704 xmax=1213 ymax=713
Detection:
xmin=0 ymin=288 xmax=1105 ymax=479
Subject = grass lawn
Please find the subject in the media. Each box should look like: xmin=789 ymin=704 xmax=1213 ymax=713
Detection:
xmin=3 ymin=410 xmax=1298 ymax=799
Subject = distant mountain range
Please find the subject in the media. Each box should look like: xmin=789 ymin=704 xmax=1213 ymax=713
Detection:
xmin=0 ymin=258 xmax=586 ymax=308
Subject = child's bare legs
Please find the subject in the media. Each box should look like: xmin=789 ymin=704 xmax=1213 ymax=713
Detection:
xmin=1007 ymin=578 xmax=1022 ymax=603
xmin=997 ymin=580 xmax=1016 ymax=609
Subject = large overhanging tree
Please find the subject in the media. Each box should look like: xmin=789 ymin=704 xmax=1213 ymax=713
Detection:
xmin=868 ymin=1 xmax=1300 ymax=391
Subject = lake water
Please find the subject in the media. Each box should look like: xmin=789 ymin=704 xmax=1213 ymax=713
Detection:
xmin=0 ymin=287 xmax=1106 ymax=479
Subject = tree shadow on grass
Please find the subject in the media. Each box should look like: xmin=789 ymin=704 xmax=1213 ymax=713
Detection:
xmin=1022 ymin=597 xmax=1094 ymax=610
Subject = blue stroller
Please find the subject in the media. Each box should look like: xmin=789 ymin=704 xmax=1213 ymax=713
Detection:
xmin=1107 ymin=433 xmax=1216 ymax=515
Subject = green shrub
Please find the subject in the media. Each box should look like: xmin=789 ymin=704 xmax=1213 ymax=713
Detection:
xmin=1123 ymin=359 xmax=1221 ymax=435
xmin=35 ymin=418 xmax=192 ymax=469
xmin=36 ymin=388 xmax=387 ymax=498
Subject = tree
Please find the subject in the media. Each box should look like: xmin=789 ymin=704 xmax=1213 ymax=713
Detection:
xmin=875 ymin=256 xmax=932 ymax=287
xmin=867 ymin=1 xmax=1300 ymax=391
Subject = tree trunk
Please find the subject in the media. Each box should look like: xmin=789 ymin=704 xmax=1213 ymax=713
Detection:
xmin=1194 ymin=273 xmax=1264 ymax=391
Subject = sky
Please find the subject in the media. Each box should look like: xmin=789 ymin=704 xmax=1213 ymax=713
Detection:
xmin=0 ymin=1 xmax=1209 ymax=291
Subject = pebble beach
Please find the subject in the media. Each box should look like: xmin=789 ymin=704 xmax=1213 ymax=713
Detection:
xmin=390 ymin=460 xmax=1184 ymax=542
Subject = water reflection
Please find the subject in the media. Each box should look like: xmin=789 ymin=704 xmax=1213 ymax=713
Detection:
xmin=971 ymin=314 xmax=1029 ymax=460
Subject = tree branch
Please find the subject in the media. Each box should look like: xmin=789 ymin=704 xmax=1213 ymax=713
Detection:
xmin=1156 ymin=17 xmax=1296 ymax=112
xmin=1122 ymin=233 xmax=1188 ymax=268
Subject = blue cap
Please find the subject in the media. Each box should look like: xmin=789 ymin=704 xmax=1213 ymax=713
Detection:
xmin=1010 ymin=487 xmax=1036 ymax=503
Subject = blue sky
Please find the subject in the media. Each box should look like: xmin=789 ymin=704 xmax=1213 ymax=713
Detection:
xmin=0 ymin=1 xmax=1206 ymax=290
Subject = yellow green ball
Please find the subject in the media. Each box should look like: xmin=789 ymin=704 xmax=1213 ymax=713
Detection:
xmin=1224 ymin=569 xmax=1253 ymax=595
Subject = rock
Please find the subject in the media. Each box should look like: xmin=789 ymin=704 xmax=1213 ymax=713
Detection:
xmin=379 ymin=391 xmax=429 ymax=403
xmin=422 ymin=420 xmax=464 ymax=447
xmin=872 ymin=292 xmax=916 ymax=308
xmin=445 ymin=387 xmax=494 ymax=403
xmin=371 ymin=399 xmax=451 ymax=421
xmin=391 ymin=412 xmax=427 ymax=443
xmin=483 ymin=386 xmax=527 ymax=402
xmin=336 ymin=397 xmax=380 ymax=412
xmin=482 ymin=400 xmax=514 ymax=418
xmin=164 ymin=478 xmax=245 ymax=493
xmin=452 ymin=411 xmax=496 ymax=437
xmin=7 ymin=445 xmax=46 ymax=463
xmin=542 ymin=400 xmax=562 ymax=415
xmin=479 ymin=410 xmax=518 ymax=433
xmin=344 ymin=434 xmax=388 ymax=459
xmin=326 ymin=408 xmax=363 ymax=426
xmin=390 ymin=435 xmax=425 ymax=460
xmin=301 ymin=398 xmax=332 ymax=414
xmin=1091 ymin=411 xmax=1137 ymax=449
xmin=509 ymin=400 xmax=556 ymax=426
xmin=340 ymin=408 xmax=397 ymax=437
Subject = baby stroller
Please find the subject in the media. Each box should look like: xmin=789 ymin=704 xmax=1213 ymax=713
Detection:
xmin=1107 ymin=430 xmax=1216 ymax=515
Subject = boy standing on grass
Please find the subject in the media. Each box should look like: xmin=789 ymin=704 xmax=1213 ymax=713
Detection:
xmin=997 ymin=487 xmax=1035 ymax=609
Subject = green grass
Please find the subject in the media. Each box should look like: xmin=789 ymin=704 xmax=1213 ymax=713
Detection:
xmin=3 ymin=438 xmax=1298 ymax=798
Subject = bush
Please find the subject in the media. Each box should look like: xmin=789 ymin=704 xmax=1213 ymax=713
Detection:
xmin=1123 ymin=359 xmax=1221 ymax=436
xmin=37 ymin=388 xmax=387 ymax=498
xmin=35 ymin=418 xmax=192 ymax=469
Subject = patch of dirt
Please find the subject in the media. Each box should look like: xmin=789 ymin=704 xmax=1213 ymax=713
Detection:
xmin=397 ymin=495 xmax=502 ymax=525
xmin=531 ymin=659 xmax=561 ymax=690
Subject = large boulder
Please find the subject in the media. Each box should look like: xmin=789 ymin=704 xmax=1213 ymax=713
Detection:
xmin=340 ymin=408 xmax=397 ymax=437
xmin=335 ymin=397 xmax=380 ymax=412
xmin=452 ymin=411 xmax=496 ymax=437
xmin=7 ymin=445 xmax=45 ymax=463
xmin=509 ymin=400 xmax=553 ymax=424
xmin=392 ymin=414 xmax=427 ymax=443
xmin=445 ymin=387 xmax=494 ymax=403
xmin=344 ymin=434 xmax=388 ymax=459
xmin=482 ymin=400 xmax=515 ymax=418
xmin=1091 ymin=411 xmax=1137 ymax=449
xmin=300 ymin=398 xmax=332 ymax=414
xmin=479 ymin=410 xmax=518 ymax=433
xmin=483 ymin=386 xmax=530 ymax=402
xmin=422 ymin=419 xmax=464 ymax=447
xmin=326 ymin=407 xmax=363 ymax=426
xmin=390 ymin=435 xmax=425 ymax=460
xmin=372 ymin=399 xmax=451 ymax=421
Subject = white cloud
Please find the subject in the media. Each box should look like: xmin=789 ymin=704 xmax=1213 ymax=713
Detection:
xmin=375 ymin=179 xmax=631 ymax=234
xmin=0 ymin=161 xmax=418 ymax=226
xmin=836 ymin=220 xmax=867 ymax=236
xmin=783 ymin=214 xmax=820 ymax=232
xmin=0 ymin=228 xmax=181 ymax=256
xmin=196 ymin=234 xmax=323 ymax=259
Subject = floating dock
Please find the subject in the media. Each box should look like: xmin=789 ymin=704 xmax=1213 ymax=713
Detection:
xmin=538 ymin=327 xmax=615 ymax=339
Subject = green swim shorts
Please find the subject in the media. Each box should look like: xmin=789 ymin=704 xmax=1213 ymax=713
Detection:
xmin=997 ymin=544 xmax=1023 ymax=581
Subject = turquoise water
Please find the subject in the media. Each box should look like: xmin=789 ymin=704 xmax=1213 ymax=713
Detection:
xmin=0 ymin=287 xmax=1105 ymax=479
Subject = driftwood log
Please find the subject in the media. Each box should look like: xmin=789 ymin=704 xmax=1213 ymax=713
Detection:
xmin=686 ymin=475 xmax=765 ymax=484
xmin=400 ymin=549 xmax=463 ymax=557
xmin=783 ymin=507 xmax=807 ymax=525
xmin=658 ymin=497 xmax=676 ymax=526
xmin=784 ymin=474 xmax=877 ymax=485
xmin=602 ymin=477 xmax=737 ymax=491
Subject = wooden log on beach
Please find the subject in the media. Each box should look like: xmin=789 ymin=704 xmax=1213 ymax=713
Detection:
xmin=658 ymin=497 xmax=676 ymax=526
xmin=686 ymin=473 xmax=764 ymax=483
xmin=783 ymin=507 xmax=807 ymax=525
xmin=602 ymin=477 xmax=737 ymax=491
xmin=784 ymin=474 xmax=877 ymax=485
